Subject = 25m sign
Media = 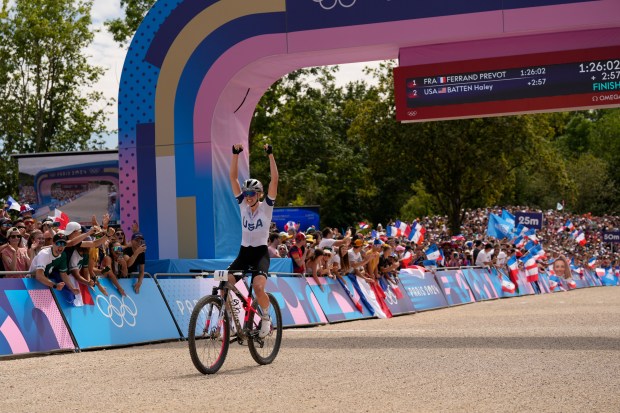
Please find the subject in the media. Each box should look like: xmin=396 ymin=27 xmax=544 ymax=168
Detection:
xmin=514 ymin=212 xmax=544 ymax=230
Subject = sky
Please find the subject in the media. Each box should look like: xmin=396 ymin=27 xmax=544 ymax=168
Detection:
xmin=87 ymin=1 xmax=381 ymax=149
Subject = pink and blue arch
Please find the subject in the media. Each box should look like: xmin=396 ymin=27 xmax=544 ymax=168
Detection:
xmin=118 ymin=0 xmax=620 ymax=260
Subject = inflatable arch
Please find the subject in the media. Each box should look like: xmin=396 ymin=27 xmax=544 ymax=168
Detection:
xmin=118 ymin=0 xmax=620 ymax=260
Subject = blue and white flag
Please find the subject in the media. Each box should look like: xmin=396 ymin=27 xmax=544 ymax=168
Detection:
xmin=425 ymin=243 xmax=441 ymax=261
xmin=6 ymin=196 xmax=20 ymax=212
xmin=486 ymin=213 xmax=512 ymax=239
xmin=501 ymin=210 xmax=515 ymax=230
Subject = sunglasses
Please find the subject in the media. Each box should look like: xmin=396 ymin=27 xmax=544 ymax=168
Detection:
xmin=16 ymin=226 xmax=26 ymax=229
xmin=1 ymin=223 xmax=11 ymax=227
xmin=116 ymin=232 xmax=124 ymax=236
xmin=113 ymin=246 xmax=124 ymax=253
xmin=9 ymin=235 xmax=21 ymax=239
xmin=55 ymin=241 xmax=67 ymax=247
xmin=243 ymin=191 xmax=257 ymax=197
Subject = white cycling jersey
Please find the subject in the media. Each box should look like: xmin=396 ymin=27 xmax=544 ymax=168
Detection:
xmin=237 ymin=193 xmax=275 ymax=247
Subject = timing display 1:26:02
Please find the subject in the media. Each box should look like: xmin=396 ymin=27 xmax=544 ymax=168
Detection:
xmin=579 ymin=60 xmax=620 ymax=73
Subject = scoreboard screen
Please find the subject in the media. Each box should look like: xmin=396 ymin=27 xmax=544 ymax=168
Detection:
xmin=394 ymin=46 xmax=620 ymax=122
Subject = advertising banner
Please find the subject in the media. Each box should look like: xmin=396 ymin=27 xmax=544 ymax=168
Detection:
xmin=55 ymin=278 xmax=179 ymax=349
xmin=155 ymin=277 xmax=217 ymax=338
xmin=570 ymin=271 xmax=588 ymax=289
xmin=398 ymin=268 xmax=448 ymax=311
xmin=266 ymin=276 xmax=328 ymax=327
xmin=460 ymin=268 xmax=500 ymax=301
xmin=306 ymin=277 xmax=374 ymax=322
xmin=272 ymin=206 xmax=320 ymax=233
xmin=434 ymin=269 xmax=476 ymax=306
xmin=0 ymin=279 xmax=74 ymax=357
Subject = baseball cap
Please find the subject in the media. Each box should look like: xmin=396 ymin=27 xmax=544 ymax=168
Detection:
xmin=295 ymin=232 xmax=306 ymax=242
xmin=53 ymin=233 xmax=67 ymax=244
xmin=352 ymin=239 xmax=364 ymax=247
xmin=64 ymin=222 xmax=82 ymax=236
xmin=306 ymin=235 xmax=315 ymax=243
xmin=132 ymin=232 xmax=144 ymax=240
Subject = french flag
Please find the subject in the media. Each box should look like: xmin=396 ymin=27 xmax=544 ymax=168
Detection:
xmin=565 ymin=220 xmax=575 ymax=231
xmin=573 ymin=231 xmax=586 ymax=246
xmin=567 ymin=280 xmax=577 ymax=290
xmin=409 ymin=222 xmax=426 ymax=245
xmin=595 ymin=268 xmax=606 ymax=277
xmin=513 ymin=235 xmax=527 ymax=249
xmin=587 ymin=257 xmax=597 ymax=268
xmin=501 ymin=279 xmax=516 ymax=294
xmin=359 ymin=222 xmax=369 ymax=230
xmin=438 ymin=76 xmax=447 ymax=83
xmin=523 ymin=253 xmax=538 ymax=282
xmin=524 ymin=228 xmax=538 ymax=244
xmin=507 ymin=256 xmax=520 ymax=286
xmin=387 ymin=224 xmax=398 ymax=237
xmin=395 ymin=220 xmax=411 ymax=238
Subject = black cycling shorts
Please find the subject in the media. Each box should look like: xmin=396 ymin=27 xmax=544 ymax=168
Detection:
xmin=227 ymin=245 xmax=270 ymax=281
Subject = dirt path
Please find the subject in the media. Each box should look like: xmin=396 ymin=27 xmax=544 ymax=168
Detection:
xmin=2 ymin=288 xmax=620 ymax=412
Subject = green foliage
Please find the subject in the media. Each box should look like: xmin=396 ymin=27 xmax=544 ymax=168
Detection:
xmin=0 ymin=0 xmax=111 ymax=195
xmin=104 ymin=0 xmax=154 ymax=46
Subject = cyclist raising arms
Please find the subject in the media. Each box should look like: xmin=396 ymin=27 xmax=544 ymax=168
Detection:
xmin=228 ymin=142 xmax=278 ymax=338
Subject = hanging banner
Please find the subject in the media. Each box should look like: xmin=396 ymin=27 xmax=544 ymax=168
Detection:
xmin=460 ymin=268 xmax=500 ymax=301
xmin=54 ymin=278 xmax=179 ymax=350
xmin=434 ymin=269 xmax=476 ymax=306
xmin=398 ymin=268 xmax=448 ymax=311
xmin=375 ymin=277 xmax=416 ymax=316
xmin=0 ymin=279 xmax=75 ymax=357
xmin=516 ymin=270 xmax=536 ymax=295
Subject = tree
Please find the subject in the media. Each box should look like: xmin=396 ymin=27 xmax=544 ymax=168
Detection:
xmin=0 ymin=0 xmax=111 ymax=195
xmin=105 ymin=0 xmax=154 ymax=46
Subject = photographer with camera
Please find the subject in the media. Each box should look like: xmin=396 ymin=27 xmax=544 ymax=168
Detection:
xmin=123 ymin=232 xmax=147 ymax=293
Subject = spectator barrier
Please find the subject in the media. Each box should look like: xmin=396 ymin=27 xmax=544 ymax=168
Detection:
xmin=459 ymin=267 xmax=501 ymax=301
xmin=145 ymin=258 xmax=293 ymax=277
xmin=53 ymin=274 xmax=180 ymax=350
xmin=398 ymin=268 xmax=449 ymax=311
xmin=0 ymin=278 xmax=75 ymax=358
xmin=1 ymin=265 xmax=615 ymax=359
xmin=433 ymin=269 xmax=477 ymax=306
xmin=153 ymin=273 xmax=329 ymax=338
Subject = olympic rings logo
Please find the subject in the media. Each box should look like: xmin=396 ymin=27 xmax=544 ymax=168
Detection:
xmin=313 ymin=0 xmax=357 ymax=10
xmin=407 ymin=111 xmax=418 ymax=117
xmin=96 ymin=294 xmax=138 ymax=328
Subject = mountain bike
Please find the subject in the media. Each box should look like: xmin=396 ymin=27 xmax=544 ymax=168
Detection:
xmin=188 ymin=268 xmax=282 ymax=374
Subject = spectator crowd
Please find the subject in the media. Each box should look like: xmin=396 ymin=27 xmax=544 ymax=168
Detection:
xmin=1 ymin=196 xmax=618 ymax=306
xmin=0 ymin=203 xmax=146 ymax=303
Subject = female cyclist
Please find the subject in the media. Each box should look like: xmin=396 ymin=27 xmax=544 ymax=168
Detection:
xmin=228 ymin=142 xmax=278 ymax=338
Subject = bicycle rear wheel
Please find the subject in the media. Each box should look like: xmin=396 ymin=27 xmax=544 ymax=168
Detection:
xmin=188 ymin=295 xmax=230 ymax=374
xmin=247 ymin=293 xmax=282 ymax=365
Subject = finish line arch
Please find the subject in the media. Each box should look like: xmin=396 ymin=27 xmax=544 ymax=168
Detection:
xmin=118 ymin=0 xmax=620 ymax=260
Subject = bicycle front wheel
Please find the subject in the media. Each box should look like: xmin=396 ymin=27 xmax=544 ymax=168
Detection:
xmin=188 ymin=295 xmax=230 ymax=374
xmin=247 ymin=293 xmax=282 ymax=365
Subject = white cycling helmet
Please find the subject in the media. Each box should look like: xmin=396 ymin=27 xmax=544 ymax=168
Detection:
xmin=242 ymin=178 xmax=263 ymax=193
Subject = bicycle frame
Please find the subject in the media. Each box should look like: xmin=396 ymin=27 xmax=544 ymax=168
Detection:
xmin=208 ymin=272 xmax=263 ymax=344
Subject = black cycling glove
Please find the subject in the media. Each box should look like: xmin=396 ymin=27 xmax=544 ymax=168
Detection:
xmin=232 ymin=145 xmax=243 ymax=154
xmin=264 ymin=144 xmax=273 ymax=155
